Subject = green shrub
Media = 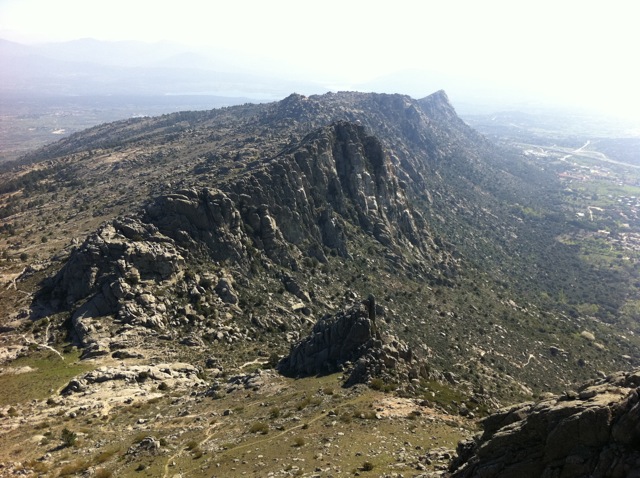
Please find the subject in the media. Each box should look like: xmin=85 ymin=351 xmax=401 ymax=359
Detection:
xmin=95 ymin=449 xmax=117 ymax=464
xmin=264 ymin=352 xmax=281 ymax=369
xmin=339 ymin=413 xmax=352 ymax=424
xmin=61 ymin=428 xmax=77 ymax=448
xmin=58 ymin=459 xmax=87 ymax=476
xmin=296 ymin=396 xmax=322 ymax=410
xmin=362 ymin=461 xmax=375 ymax=471
xmin=25 ymin=459 xmax=50 ymax=473
xmin=249 ymin=422 xmax=269 ymax=434
xmin=95 ymin=468 xmax=113 ymax=478
xmin=407 ymin=410 xmax=421 ymax=420
xmin=185 ymin=440 xmax=199 ymax=450
xmin=296 ymin=397 xmax=311 ymax=410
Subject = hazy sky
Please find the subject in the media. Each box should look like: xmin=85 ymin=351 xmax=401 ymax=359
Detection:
xmin=1 ymin=0 xmax=639 ymax=120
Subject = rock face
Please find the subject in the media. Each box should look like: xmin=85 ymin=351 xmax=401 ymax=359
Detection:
xmin=278 ymin=299 xmax=427 ymax=387
xmin=450 ymin=370 xmax=640 ymax=478
xmin=278 ymin=304 xmax=381 ymax=377
xmin=45 ymin=217 xmax=186 ymax=352
xmin=145 ymin=188 xmax=248 ymax=263
xmin=220 ymin=120 xmax=449 ymax=269
xmin=40 ymin=119 xmax=455 ymax=354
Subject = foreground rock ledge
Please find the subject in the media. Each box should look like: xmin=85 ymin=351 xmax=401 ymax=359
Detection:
xmin=450 ymin=370 xmax=640 ymax=478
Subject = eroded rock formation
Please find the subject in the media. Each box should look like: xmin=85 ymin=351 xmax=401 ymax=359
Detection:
xmin=278 ymin=299 xmax=431 ymax=387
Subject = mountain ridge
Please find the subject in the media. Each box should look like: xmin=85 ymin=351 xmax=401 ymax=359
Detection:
xmin=2 ymin=89 xmax=632 ymax=396
xmin=2 ymin=88 xmax=640 ymax=477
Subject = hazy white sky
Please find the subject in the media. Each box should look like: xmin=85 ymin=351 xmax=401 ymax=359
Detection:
xmin=1 ymin=0 xmax=639 ymax=120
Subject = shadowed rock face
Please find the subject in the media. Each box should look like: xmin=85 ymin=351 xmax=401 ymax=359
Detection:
xmin=278 ymin=305 xmax=381 ymax=377
xmin=278 ymin=301 xmax=431 ymax=387
xmin=146 ymin=188 xmax=247 ymax=263
xmin=450 ymin=370 xmax=640 ymax=478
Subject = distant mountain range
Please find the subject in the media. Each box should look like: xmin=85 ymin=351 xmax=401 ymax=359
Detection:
xmin=0 ymin=38 xmax=325 ymax=98
xmin=3 ymin=37 xmax=640 ymax=136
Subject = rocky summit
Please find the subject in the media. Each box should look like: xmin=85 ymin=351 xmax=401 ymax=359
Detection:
xmin=1 ymin=90 xmax=639 ymax=477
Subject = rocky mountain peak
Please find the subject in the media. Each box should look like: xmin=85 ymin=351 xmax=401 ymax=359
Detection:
xmin=417 ymin=89 xmax=465 ymax=129
xmin=270 ymin=92 xmax=321 ymax=124
xmin=281 ymin=92 xmax=309 ymax=104
xmin=417 ymin=89 xmax=477 ymax=140
xmin=419 ymin=89 xmax=454 ymax=114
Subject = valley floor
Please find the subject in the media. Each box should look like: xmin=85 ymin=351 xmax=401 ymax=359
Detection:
xmin=0 ymin=354 xmax=473 ymax=477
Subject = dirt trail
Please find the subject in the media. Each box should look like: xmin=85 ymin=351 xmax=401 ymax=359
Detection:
xmin=239 ymin=358 xmax=268 ymax=369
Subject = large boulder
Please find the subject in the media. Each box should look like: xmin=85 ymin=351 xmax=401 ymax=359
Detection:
xmin=278 ymin=298 xmax=421 ymax=387
xmin=278 ymin=305 xmax=380 ymax=377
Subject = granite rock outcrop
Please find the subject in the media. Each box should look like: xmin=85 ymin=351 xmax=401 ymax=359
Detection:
xmin=450 ymin=370 xmax=640 ymax=478
xmin=278 ymin=298 xmax=431 ymax=387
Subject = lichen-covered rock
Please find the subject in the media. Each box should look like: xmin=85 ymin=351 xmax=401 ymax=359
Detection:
xmin=450 ymin=370 xmax=640 ymax=478
xmin=127 ymin=436 xmax=161 ymax=456
xmin=214 ymin=275 xmax=239 ymax=304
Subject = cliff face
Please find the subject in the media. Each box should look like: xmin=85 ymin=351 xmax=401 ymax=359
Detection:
xmin=225 ymin=121 xmax=445 ymax=263
xmin=43 ymin=120 xmax=454 ymax=356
